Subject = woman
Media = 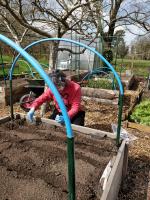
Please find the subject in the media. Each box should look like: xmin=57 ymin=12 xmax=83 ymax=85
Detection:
xmin=27 ymin=69 xmax=85 ymax=126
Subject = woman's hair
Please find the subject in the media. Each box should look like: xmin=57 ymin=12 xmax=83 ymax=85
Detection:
xmin=49 ymin=69 xmax=66 ymax=87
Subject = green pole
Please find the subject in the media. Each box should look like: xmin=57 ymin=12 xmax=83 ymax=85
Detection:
xmin=116 ymin=94 xmax=123 ymax=146
xmin=114 ymin=36 xmax=119 ymax=70
xmin=67 ymin=137 xmax=75 ymax=200
xmin=9 ymin=79 xmax=14 ymax=120
xmin=0 ymin=47 xmax=7 ymax=86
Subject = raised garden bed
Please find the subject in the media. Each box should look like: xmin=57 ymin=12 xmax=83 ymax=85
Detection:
xmin=124 ymin=99 xmax=150 ymax=133
xmin=0 ymin=78 xmax=29 ymax=106
xmin=125 ymin=121 xmax=150 ymax=133
xmin=130 ymin=100 xmax=150 ymax=126
xmin=0 ymin=114 xmax=128 ymax=200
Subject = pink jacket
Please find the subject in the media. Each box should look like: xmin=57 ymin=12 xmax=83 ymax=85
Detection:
xmin=31 ymin=80 xmax=82 ymax=119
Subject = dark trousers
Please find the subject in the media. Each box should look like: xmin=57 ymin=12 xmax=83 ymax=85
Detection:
xmin=49 ymin=109 xmax=85 ymax=126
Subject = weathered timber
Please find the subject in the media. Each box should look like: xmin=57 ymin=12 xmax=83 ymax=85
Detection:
xmin=16 ymin=112 xmax=116 ymax=139
xmin=0 ymin=116 xmax=11 ymax=124
xmin=81 ymin=87 xmax=117 ymax=100
xmin=82 ymin=96 xmax=118 ymax=105
xmin=101 ymin=140 xmax=128 ymax=200
xmin=123 ymin=84 xmax=144 ymax=120
xmin=121 ymin=73 xmax=135 ymax=90
xmin=127 ymin=122 xmax=150 ymax=133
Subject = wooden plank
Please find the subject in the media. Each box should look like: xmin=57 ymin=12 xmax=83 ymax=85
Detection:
xmin=101 ymin=140 xmax=127 ymax=200
xmin=127 ymin=121 xmax=150 ymax=133
xmin=0 ymin=87 xmax=5 ymax=104
xmin=16 ymin=112 xmax=116 ymax=139
xmin=0 ymin=116 xmax=11 ymax=124
xmin=122 ymin=143 xmax=129 ymax=178
xmin=97 ymin=156 xmax=117 ymax=198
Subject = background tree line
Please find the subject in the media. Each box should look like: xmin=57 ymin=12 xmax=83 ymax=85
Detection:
xmin=0 ymin=0 xmax=149 ymax=66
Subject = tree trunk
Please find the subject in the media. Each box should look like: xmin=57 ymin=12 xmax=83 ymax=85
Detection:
xmin=48 ymin=41 xmax=59 ymax=71
xmin=41 ymin=41 xmax=59 ymax=117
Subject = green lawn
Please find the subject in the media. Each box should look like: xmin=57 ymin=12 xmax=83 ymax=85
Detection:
xmin=1 ymin=55 xmax=149 ymax=78
xmin=0 ymin=55 xmax=49 ymax=77
xmin=113 ymin=59 xmax=150 ymax=77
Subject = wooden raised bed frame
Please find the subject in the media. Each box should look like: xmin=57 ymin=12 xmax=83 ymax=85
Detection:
xmin=0 ymin=114 xmax=128 ymax=200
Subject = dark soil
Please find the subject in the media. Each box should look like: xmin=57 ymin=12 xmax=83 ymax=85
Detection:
xmin=0 ymin=76 xmax=149 ymax=200
xmin=117 ymin=127 xmax=150 ymax=200
xmin=0 ymin=118 xmax=117 ymax=200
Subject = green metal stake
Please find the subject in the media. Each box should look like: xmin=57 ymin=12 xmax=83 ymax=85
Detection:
xmin=9 ymin=79 xmax=14 ymax=120
xmin=67 ymin=137 xmax=75 ymax=200
xmin=116 ymin=94 xmax=124 ymax=146
xmin=0 ymin=47 xmax=7 ymax=86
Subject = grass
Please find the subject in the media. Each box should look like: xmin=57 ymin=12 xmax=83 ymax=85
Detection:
xmin=0 ymin=55 xmax=49 ymax=77
xmin=115 ymin=58 xmax=150 ymax=68
xmin=87 ymin=79 xmax=112 ymax=89
xmin=113 ymin=59 xmax=150 ymax=77
xmin=0 ymin=55 xmax=149 ymax=78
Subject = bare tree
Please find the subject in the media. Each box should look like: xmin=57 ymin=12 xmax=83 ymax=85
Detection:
xmin=100 ymin=0 xmax=150 ymax=48
xmin=131 ymin=34 xmax=150 ymax=60
xmin=0 ymin=0 xmax=101 ymax=69
xmin=0 ymin=7 xmax=29 ymax=45
xmin=0 ymin=0 xmax=149 ymax=65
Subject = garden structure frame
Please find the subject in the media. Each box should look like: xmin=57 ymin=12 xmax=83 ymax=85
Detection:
xmin=0 ymin=114 xmax=128 ymax=200
xmin=10 ymin=37 xmax=124 ymax=146
xmin=0 ymin=34 xmax=124 ymax=200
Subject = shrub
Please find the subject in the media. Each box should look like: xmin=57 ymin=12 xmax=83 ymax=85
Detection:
xmin=86 ymin=78 xmax=115 ymax=89
xmin=130 ymin=100 xmax=150 ymax=126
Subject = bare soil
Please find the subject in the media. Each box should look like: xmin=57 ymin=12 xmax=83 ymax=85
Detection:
xmin=0 ymin=118 xmax=117 ymax=200
xmin=117 ymin=127 xmax=150 ymax=200
xmin=0 ymin=75 xmax=149 ymax=200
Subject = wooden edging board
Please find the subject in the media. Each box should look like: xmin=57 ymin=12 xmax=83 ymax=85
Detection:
xmin=16 ymin=112 xmax=116 ymax=139
xmin=0 ymin=116 xmax=11 ymax=124
xmin=126 ymin=121 xmax=150 ymax=133
xmin=0 ymin=114 xmax=128 ymax=200
xmin=101 ymin=140 xmax=128 ymax=200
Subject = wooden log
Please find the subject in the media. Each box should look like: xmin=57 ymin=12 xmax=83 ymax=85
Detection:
xmin=81 ymin=87 xmax=117 ymax=100
xmin=82 ymin=96 xmax=118 ymax=105
xmin=127 ymin=121 xmax=150 ymax=133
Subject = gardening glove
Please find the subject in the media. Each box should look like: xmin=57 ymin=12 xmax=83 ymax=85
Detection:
xmin=27 ymin=107 xmax=35 ymax=122
xmin=55 ymin=114 xmax=64 ymax=124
